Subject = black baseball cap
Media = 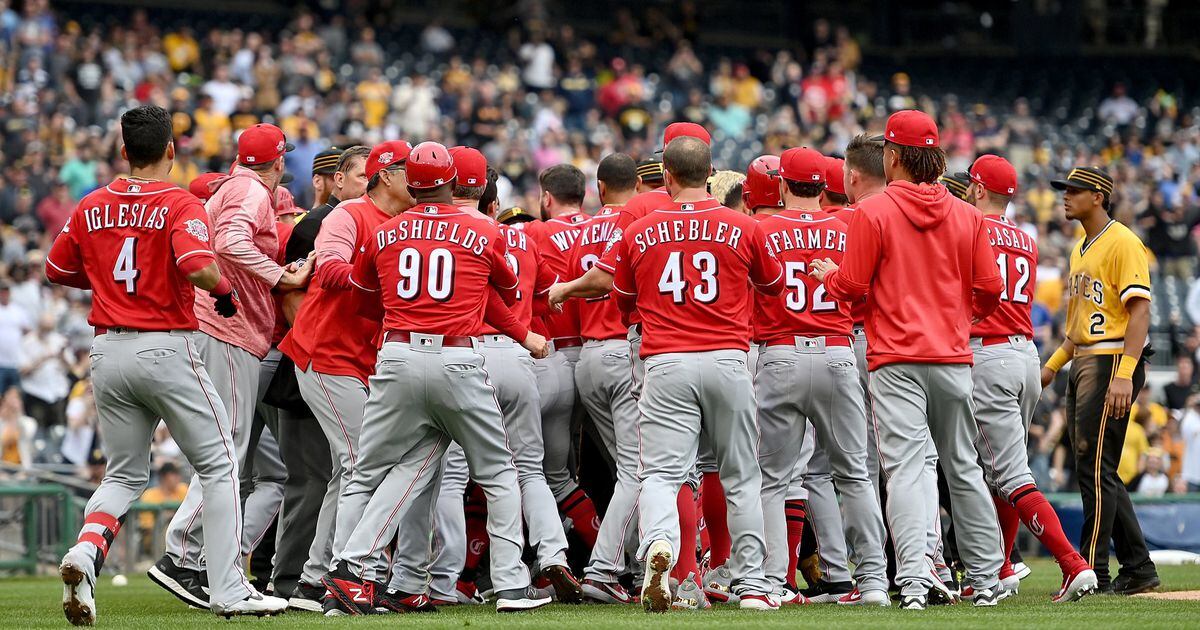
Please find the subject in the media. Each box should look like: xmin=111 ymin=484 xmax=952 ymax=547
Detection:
xmin=1051 ymin=166 xmax=1114 ymax=197
xmin=312 ymin=147 xmax=342 ymax=175
xmin=636 ymin=156 xmax=664 ymax=183
xmin=939 ymin=172 xmax=972 ymax=201
xmin=497 ymin=206 xmax=536 ymax=225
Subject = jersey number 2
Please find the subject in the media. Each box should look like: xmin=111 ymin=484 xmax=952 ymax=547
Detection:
xmin=113 ymin=237 xmax=140 ymax=294
xmin=996 ymin=253 xmax=1031 ymax=303
xmin=784 ymin=261 xmax=835 ymax=312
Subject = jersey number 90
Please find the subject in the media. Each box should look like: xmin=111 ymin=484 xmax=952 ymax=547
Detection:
xmin=396 ymin=247 xmax=454 ymax=301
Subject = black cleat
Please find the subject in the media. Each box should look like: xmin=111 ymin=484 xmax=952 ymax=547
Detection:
xmin=147 ymin=555 xmax=209 ymax=609
xmin=1112 ymin=573 xmax=1161 ymax=596
xmin=376 ymin=588 xmax=438 ymax=613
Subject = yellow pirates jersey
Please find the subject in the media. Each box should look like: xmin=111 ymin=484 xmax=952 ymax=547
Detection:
xmin=1065 ymin=220 xmax=1151 ymax=353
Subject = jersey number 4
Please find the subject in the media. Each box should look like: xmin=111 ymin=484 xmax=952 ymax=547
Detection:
xmin=396 ymin=247 xmax=454 ymax=301
xmin=658 ymin=251 xmax=718 ymax=304
xmin=113 ymin=236 xmax=141 ymax=294
xmin=996 ymin=253 xmax=1031 ymax=303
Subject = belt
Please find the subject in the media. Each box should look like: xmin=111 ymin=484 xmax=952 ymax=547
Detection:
xmin=551 ymin=336 xmax=583 ymax=349
xmin=382 ymin=330 xmax=476 ymax=348
xmin=1074 ymin=338 xmax=1125 ymax=355
xmin=977 ymin=334 xmax=1028 ymax=347
xmin=95 ymin=326 xmax=182 ymax=336
xmin=763 ymin=335 xmax=853 ymax=348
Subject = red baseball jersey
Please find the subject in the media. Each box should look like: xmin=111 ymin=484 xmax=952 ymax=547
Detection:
xmin=596 ymin=187 xmax=672 ymax=273
xmin=280 ymin=196 xmax=390 ymax=384
xmin=527 ymin=211 xmax=589 ymax=339
xmin=270 ymin=221 xmax=294 ymax=347
xmin=970 ymin=214 xmax=1037 ymax=339
xmin=823 ymin=205 xmax=867 ymax=325
xmin=481 ymin=222 xmax=558 ymax=334
xmin=754 ymin=210 xmax=853 ymax=342
xmin=350 ymin=203 xmax=518 ymax=335
xmin=45 ymin=178 xmax=216 ymax=331
xmin=569 ymin=204 xmax=626 ymax=341
xmin=611 ymin=198 xmax=784 ymax=357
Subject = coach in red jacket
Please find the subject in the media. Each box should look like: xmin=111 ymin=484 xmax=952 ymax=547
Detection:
xmin=810 ymin=110 xmax=1005 ymax=610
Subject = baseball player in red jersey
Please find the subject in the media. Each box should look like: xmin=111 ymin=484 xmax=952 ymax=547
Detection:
xmin=524 ymin=164 xmax=602 ymax=548
xmin=610 ymin=136 xmax=784 ymax=612
xmin=963 ymin=155 xmax=1098 ymax=602
xmin=321 ymin=142 xmax=549 ymax=614
xmin=811 ymin=111 xmax=1005 ymax=610
xmin=569 ymin=154 xmax=642 ymax=604
xmin=48 ymin=106 xmax=285 ymax=624
xmin=156 ymin=123 xmax=313 ymax=607
xmin=754 ymin=148 xmax=889 ymax=606
xmin=277 ymin=141 xmax=413 ymax=606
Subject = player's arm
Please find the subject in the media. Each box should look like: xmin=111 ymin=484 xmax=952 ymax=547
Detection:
xmin=311 ymin=208 xmax=358 ymax=291
xmin=969 ymin=219 xmax=1003 ymax=321
xmin=348 ymin=237 xmax=381 ymax=294
xmin=486 ymin=237 xmax=520 ymax=305
xmin=1103 ymin=238 xmax=1154 ymax=417
xmin=811 ymin=209 xmax=879 ymax=300
xmin=1041 ymin=338 xmax=1076 ymax=388
xmin=171 ymin=200 xmax=239 ymax=317
xmin=214 ymin=186 xmax=311 ymax=290
xmin=45 ymin=217 xmax=91 ymax=290
xmin=749 ymin=223 xmax=784 ymax=296
xmin=549 ymin=265 xmax=613 ymax=306
xmin=610 ymin=238 xmax=637 ymax=314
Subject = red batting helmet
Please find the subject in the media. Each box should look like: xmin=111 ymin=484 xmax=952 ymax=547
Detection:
xmin=406 ymin=142 xmax=458 ymax=189
xmin=743 ymin=155 xmax=783 ymax=210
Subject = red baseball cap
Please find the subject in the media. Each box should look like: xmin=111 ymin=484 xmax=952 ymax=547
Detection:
xmin=188 ymin=172 xmax=222 ymax=201
xmin=771 ymin=147 xmax=826 ymax=184
xmin=237 ymin=124 xmax=294 ymax=165
xmin=448 ymin=146 xmax=487 ymax=187
xmin=366 ymin=140 xmax=412 ymax=181
xmin=406 ymin=141 xmax=457 ymax=189
xmin=968 ymin=154 xmax=1018 ymax=196
xmin=824 ymin=157 xmax=846 ymax=195
xmin=274 ymin=186 xmax=301 ymax=217
xmin=875 ymin=110 xmax=939 ymax=148
xmin=662 ymin=122 xmax=711 ymax=148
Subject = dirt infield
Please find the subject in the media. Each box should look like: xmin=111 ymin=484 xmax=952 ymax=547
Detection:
xmin=1132 ymin=591 xmax=1200 ymax=601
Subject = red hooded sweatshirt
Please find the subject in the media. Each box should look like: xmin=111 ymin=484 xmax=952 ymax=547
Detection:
xmin=823 ymin=180 xmax=1002 ymax=370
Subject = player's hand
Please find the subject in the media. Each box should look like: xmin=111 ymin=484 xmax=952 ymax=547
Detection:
xmin=522 ymin=331 xmax=550 ymax=360
xmin=1040 ymin=367 xmax=1056 ymax=389
xmin=548 ymin=282 xmax=570 ymax=309
xmin=1105 ymin=377 xmax=1134 ymax=419
xmin=277 ymin=255 xmax=313 ymax=291
xmin=808 ymin=258 xmax=838 ymax=282
xmin=211 ymin=287 xmax=241 ymax=318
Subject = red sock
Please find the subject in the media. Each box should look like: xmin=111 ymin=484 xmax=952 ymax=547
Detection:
xmin=671 ymin=486 xmax=700 ymax=584
xmin=558 ymin=488 xmax=600 ymax=548
xmin=700 ymin=472 xmax=731 ymax=568
xmin=697 ymin=495 xmax=711 ymax=558
xmin=77 ymin=512 xmax=122 ymax=571
xmin=784 ymin=500 xmax=807 ymax=588
xmin=462 ymin=484 xmax=489 ymax=577
xmin=1010 ymin=484 xmax=1087 ymax=572
xmin=992 ymin=493 xmax=1020 ymax=575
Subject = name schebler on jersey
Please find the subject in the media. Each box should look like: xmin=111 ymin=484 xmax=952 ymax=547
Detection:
xmin=628 ymin=214 xmax=745 ymax=251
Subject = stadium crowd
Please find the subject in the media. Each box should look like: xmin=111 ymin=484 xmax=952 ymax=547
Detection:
xmin=0 ymin=0 xmax=1198 ymax=506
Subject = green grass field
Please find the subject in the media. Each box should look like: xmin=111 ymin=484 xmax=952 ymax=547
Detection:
xmin=3 ymin=559 xmax=1199 ymax=629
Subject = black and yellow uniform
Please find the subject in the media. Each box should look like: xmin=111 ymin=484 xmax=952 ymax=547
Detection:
xmin=1063 ymin=218 xmax=1157 ymax=588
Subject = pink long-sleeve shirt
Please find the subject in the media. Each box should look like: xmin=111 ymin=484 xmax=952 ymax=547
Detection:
xmin=194 ymin=166 xmax=285 ymax=359
xmin=312 ymin=205 xmax=357 ymax=290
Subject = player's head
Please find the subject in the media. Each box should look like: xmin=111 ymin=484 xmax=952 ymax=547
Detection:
xmin=821 ymin=157 xmax=849 ymax=207
xmin=449 ymin=146 xmax=488 ymax=204
xmin=662 ymin=136 xmax=711 ymax=194
xmin=479 ymin=167 xmax=501 ymax=217
xmin=597 ymin=153 xmax=637 ymax=205
xmin=707 ymin=170 xmax=746 ymax=213
xmin=405 ymin=141 xmax=457 ymax=202
xmin=743 ymin=155 xmax=783 ymax=213
xmin=938 ymin=171 xmax=972 ymax=202
xmin=539 ymin=164 xmax=586 ymax=216
xmin=311 ymin=146 xmax=342 ymax=205
xmin=120 ymin=105 xmax=175 ymax=170
xmin=1052 ymin=166 xmax=1114 ymax=221
xmin=965 ymin=154 xmax=1017 ymax=213
xmin=333 ymin=145 xmax=371 ymax=201
xmin=497 ymin=206 xmax=536 ymax=226
xmin=237 ymin=123 xmax=294 ymax=189
xmin=774 ymin=147 xmax=827 ymax=205
xmin=661 ymin=122 xmax=712 ymax=151
xmin=877 ymin=110 xmax=945 ymax=185
xmin=366 ymin=140 xmax=415 ymax=208
xmin=636 ymin=155 xmax=664 ymax=193
xmin=843 ymin=133 xmax=884 ymax=203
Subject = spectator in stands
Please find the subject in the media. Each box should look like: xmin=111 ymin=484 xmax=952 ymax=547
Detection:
xmin=1132 ymin=449 xmax=1171 ymax=497
xmin=519 ymin=30 xmax=556 ymax=90
xmin=60 ymin=380 xmax=96 ymax=469
xmin=1099 ymin=82 xmax=1139 ymax=126
xmin=1164 ymin=355 xmax=1198 ymax=412
xmin=0 ymin=281 xmax=29 ymax=394
xmin=35 ymin=181 xmax=71 ymax=234
xmin=1182 ymin=394 xmax=1200 ymax=492
xmin=19 ymin=313 xmax=68 ymax=428
xmin=138 ymin=462 xmax=188 ymax=539
xmin=0 ymin=388 xmax=35 ymax=470
xmin=1138 ymin=193 xmax=1199 ymax=279
xmin=1119 ymin=411 xmax=1152 ymax=488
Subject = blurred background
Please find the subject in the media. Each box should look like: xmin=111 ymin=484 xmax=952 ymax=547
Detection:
xmin=0 ymin=0 xmax=1198 ymax=573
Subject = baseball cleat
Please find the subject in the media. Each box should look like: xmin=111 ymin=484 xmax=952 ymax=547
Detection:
xmin=582 ymin=579 xmax=633 ymax=604
xmin=777 ymin=585 xmax=811 ymax=606
xmin=60 ymin=545 xmax=97 ymax=626
xmin=801 ymin=578 xmax=854 ymax=603
xmin=211 ymin=591 xmax=288 ymax=618
xmin=1053 ymin=568 xmax=1099 ymax=603
xmin=641 ymin=540 xmax=673 ymax=613
xmin=320 ymin=566 xmax=377 ymax=616
xmin=671 ymin=576 xmax=711 ymax=610
xmin=454 ymin=580 xmax=486 ymax=604
xmin=837 ymin=588 xmax=890 ymax=607
xmin=927 ymin=579 xmax=959 ymax=605
xmin=702 ymin=565 xmax=737 ymax=603
xmin=287 ymin=582 xmax=327 ymax=612
xmin=899 ymin=594 xmax=927 ymax=610
xmin=1012 ymin=561 xmax=1032 ymax=580
xmin=540 ymin=565 xmax=584 ymax=604
xmin=969 ymin=586 xmax=1002 ymax=607
xmin=495 ymin=586 xmax=553 ymax=612
xmin=147 ymin=555 xmax=210 ymax=609
xmin=1112 ymin=573 xmax=1161 ymax=596
xmin=738 ymin=592 xmax=781 ymax=611
xmin=376 ymin=588 xmax=437 ymax=613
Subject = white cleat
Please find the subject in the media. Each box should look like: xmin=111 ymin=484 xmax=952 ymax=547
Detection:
xmin=1053 ymin=568 xmax=1099 ymax=603
xmin=212 ymin=592 xmax=289 ymax=618
xmin=1001 ymin=573 xmax=1021 ymax=595
xmin=641 ymin=540 xmax=673 ymax=613
xmin=1012 ymin=561 xmax=1032 ymax=580
xmin=738 ymin=592 xmax=781 ymax=611
xmin=60 ymin=546 xmax=97 ymax=626
xmin=837 ymin=588 xmax=890 ymax=607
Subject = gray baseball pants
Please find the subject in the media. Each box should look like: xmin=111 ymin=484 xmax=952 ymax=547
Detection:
xmin=970 ymin=337 xmax=1040 ymax=498
xmin=332 ymin=338 xmax=530 ymax=592
xmin=869 ymin=363 xmax=1002 ymax=596
xmin=89 ymin=330 xmax=253 ymax=604
xmin=241 ymin=349 xmax=286 ymax=557
xmin=800 ymin=442 xmax=853 ymax=584
xmin=637 ymin=349 xmax=772 ymax=595
xmin=428 ymin=443 xmax=469 ymax=600
xmin=534 ymin=348 xmax=578 ymax=502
